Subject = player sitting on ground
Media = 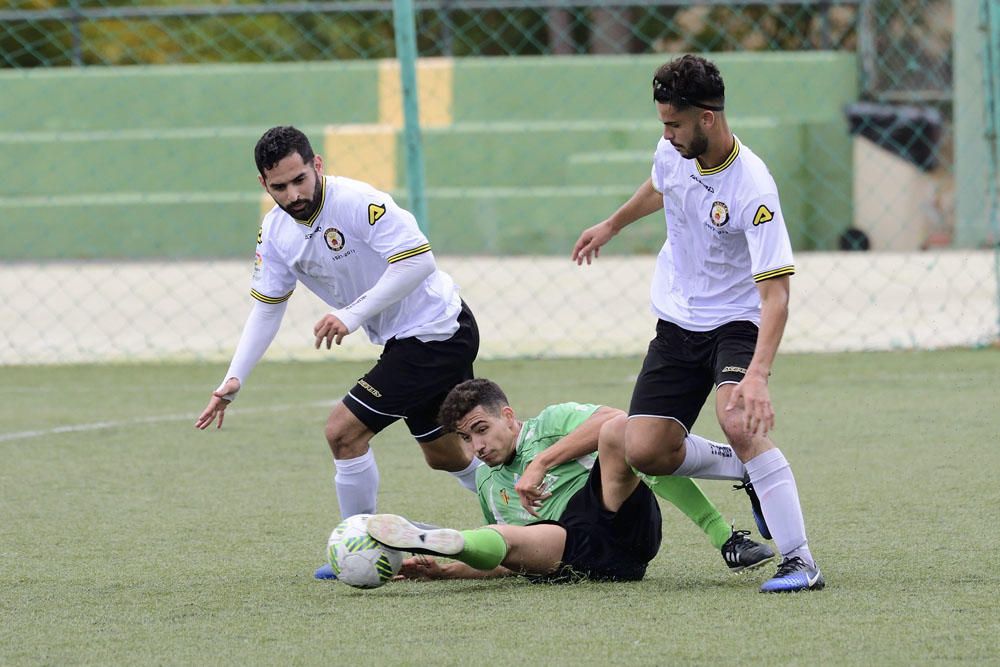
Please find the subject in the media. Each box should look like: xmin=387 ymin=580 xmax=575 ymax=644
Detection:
xmin=366 ymin=378 xmax=773 ymax=582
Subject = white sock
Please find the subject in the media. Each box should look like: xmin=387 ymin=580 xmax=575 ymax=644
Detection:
xmin=333 ymin=448 xmax=379 ymax=518
xmin=672 ymin=433 xmax=746 ymax=480
xmin=449 ymin=457 xmax=484 ymax=492
xmin=744 ymin=448 xmax=814 ymax=566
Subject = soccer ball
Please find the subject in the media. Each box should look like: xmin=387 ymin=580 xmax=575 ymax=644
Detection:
xmin=326 ymin=514 xmax=403 ymax=589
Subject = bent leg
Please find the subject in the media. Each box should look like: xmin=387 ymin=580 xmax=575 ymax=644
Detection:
xmin=418 ymin=432 xmax=481 ymax=493
xmin=596 ymin=414 xmax=641 ymax=512
xmin=624 ymin=416 xmax=687 ymax=475
xmin=326 ymin=401 xmax=379 ymax=517
xmin=418 ymin=431 xmax=472 ymax=471
xmin=645 ymin=476 xmax=732 ymax=549
xmin=489 ymin=524 xmax=566 ymax=575
xmin=716 ymin=384 xmax=814 ymax=565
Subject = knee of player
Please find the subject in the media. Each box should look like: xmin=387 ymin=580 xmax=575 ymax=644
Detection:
xmin=598 ymin=414 xmax=628 ymax=449
xmin=324 ymin=423 xmax=366 ymax=458
xmin=623 ymin=440 xmax=660 ymax=473
xmin=719 ymin=416 xmax=754 ymax=451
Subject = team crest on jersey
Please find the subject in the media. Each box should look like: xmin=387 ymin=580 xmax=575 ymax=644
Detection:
xmin=709 ymin=201 xmax=730 ymax=227
xmin=499 ymin=489 xmax=510 ymax=505
xmin=324 ymin=228 xmax=345 ymax=252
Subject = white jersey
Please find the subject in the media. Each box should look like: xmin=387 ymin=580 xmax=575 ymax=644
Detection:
xmin=649 ymin=136 xmax=795 ymax=331
xmin=251 ymin=175 xmax=461 ymax=344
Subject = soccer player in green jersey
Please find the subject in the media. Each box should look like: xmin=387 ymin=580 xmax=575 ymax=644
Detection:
xmin=366 ymin=378 xmax=773 ymax=582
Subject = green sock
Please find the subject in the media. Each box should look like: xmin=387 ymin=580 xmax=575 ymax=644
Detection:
xmin=457 ymin=528 xmax=508 ymax=570
xmin=640 ymin=473 xmax=732 ymax=550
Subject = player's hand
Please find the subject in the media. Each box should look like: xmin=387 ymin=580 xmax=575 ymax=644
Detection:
xmin=194 ymin=377 xmax=241 ymax=430
xmin=571 ymin=220 xmax=616 ymax=265
xmin=396 ymin=555 xmax=445 ymax=580
xmin=515 ymin=460 xmax=552 ymax=517
xmin=725 ymin=373 xmax=774 ymax=436
xmin=313 ymin=314 xmax=350 ymax=349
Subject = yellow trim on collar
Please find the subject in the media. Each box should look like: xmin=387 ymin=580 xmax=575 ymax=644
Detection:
xmin=696 ymin=137 xmax=740 ymax=176
xmin=293 ymin=176 xmax=327 ymax=227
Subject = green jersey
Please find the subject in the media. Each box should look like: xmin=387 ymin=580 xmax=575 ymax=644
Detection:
xmin=476 ymin=402 xmax=599 ymax=526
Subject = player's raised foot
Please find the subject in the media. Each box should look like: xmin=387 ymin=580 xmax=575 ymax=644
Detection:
xmin=720 ymin=529 xmax=775 ymax=573
xmin=733 ymin=474 xmax=771 ymax=540
xmin=760 ymin=556 xmax=825 ymax=593
xmin=314 ymin=563 xmax=338 ymax=580
xmin=366 ymin=513 xmax=464 ymax=557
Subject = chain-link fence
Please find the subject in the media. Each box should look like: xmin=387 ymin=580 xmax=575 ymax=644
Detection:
xmin=1 ymin=0 xmax=997 ymax=364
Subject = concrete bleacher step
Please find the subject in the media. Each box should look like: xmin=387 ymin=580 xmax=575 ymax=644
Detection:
xmin=417 ymin=120 xmax=656 ymax=188
xmin=564 ymin=150 xmax=654 ymax=186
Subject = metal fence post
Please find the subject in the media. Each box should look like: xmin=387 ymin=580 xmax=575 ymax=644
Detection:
xmin=392 ymin=0 xmax=429 ymax=233
xmin=983 ymin=0 xmax=1000 ymax=328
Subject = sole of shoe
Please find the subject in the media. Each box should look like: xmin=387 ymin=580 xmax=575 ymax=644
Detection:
xmin=366 ymin=514 xmax=464 ymax=557
xmin=727 ymin=552 xmax=776 ymax=574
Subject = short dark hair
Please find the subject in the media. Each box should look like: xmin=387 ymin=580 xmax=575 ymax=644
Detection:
xmin=652 ymin=55 xmax=725 ymax=112
xmin=437 ymin=379 xmax=510 ymax=432
xmin=254 ymin=125 xmax=315 ymax=177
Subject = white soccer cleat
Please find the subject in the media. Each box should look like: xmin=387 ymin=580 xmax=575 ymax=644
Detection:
xmin=366 ymin=513 xmax=465 ymax=557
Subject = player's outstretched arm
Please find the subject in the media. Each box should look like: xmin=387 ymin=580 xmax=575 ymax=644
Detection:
xmin=572 ymin=178 xmax=663 ymax=265
xmin=195 ymin=300 xmax=287 ymax=430
xmin=195 ymin=377 xmax=241 ymax=430
xmin=396 ymin=555 xmax=512 ymax=580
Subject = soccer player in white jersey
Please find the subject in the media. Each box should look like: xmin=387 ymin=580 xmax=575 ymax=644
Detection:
xmin=571 ymin=55 xmax=824 ymax=592
xmin=194 ymin=126 xmax=483 ymax=579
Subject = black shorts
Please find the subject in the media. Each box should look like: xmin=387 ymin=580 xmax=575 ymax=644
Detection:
xmin=530 ymin=458 xmax=662 ymax=583
xmin=628 ymin=319 xmax=758 ymax=432
xmin=342 ymin=301 xmax=479 ymax=443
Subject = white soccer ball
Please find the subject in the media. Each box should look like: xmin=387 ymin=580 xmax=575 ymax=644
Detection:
xmin=326 ymin=514 xmax=403 ymax=589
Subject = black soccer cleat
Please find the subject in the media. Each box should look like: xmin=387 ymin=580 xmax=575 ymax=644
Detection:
xmin=734 ymin=474 xmax=771 ymax=540
xmin=720 ymin=529 xmax=775 ymax=573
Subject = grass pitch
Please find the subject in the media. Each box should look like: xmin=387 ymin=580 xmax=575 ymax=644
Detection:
xmin=1 ymin=349 xmax=998 ymax=664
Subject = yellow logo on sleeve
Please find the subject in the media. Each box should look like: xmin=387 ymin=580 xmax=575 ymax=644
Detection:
xmin=752 ymin=205 xmax=774 ymax=226
xmin=368 ymin=203 xmax=386 ymax=226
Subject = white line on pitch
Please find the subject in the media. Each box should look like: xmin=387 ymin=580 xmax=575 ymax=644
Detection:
xmin=0 ymin=400 xmax=335 ymax=444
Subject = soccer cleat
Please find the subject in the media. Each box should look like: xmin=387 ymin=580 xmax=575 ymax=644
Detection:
xmin=759 ymin=556 xmax=825 ymax=593
xmin=365 ymin=513 xmax=464 ymax=557
xmin=734 ymin=474 xmax=771 ymax=540
xmin=720 ymin=529 xmax=776 ymax=573
xmin=314 ymin=563 xmax=338 ymax=580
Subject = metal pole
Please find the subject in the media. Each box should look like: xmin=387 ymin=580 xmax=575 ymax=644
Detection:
xmin=857 ymin=0 xmax=877 ymax=98
xmin=70 ymin=0 xmax=83 ymax=66
xmin=392 ymin=0 xmax=429 ymax=233
xmin=983 ymin=0 xmax=1000 ymax=337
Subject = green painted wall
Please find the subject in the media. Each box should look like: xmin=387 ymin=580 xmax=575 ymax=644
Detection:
xmin=1 ymin=54 xmax=855 ymax=259
xmin=0 ymin=62 xmax=378 ymax=133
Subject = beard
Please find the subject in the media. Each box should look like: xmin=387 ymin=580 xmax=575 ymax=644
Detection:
xmin=280 ymin=171 xmax=324 ymax=220
xmin=678 ymin=127 xmax=709 ymax=160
